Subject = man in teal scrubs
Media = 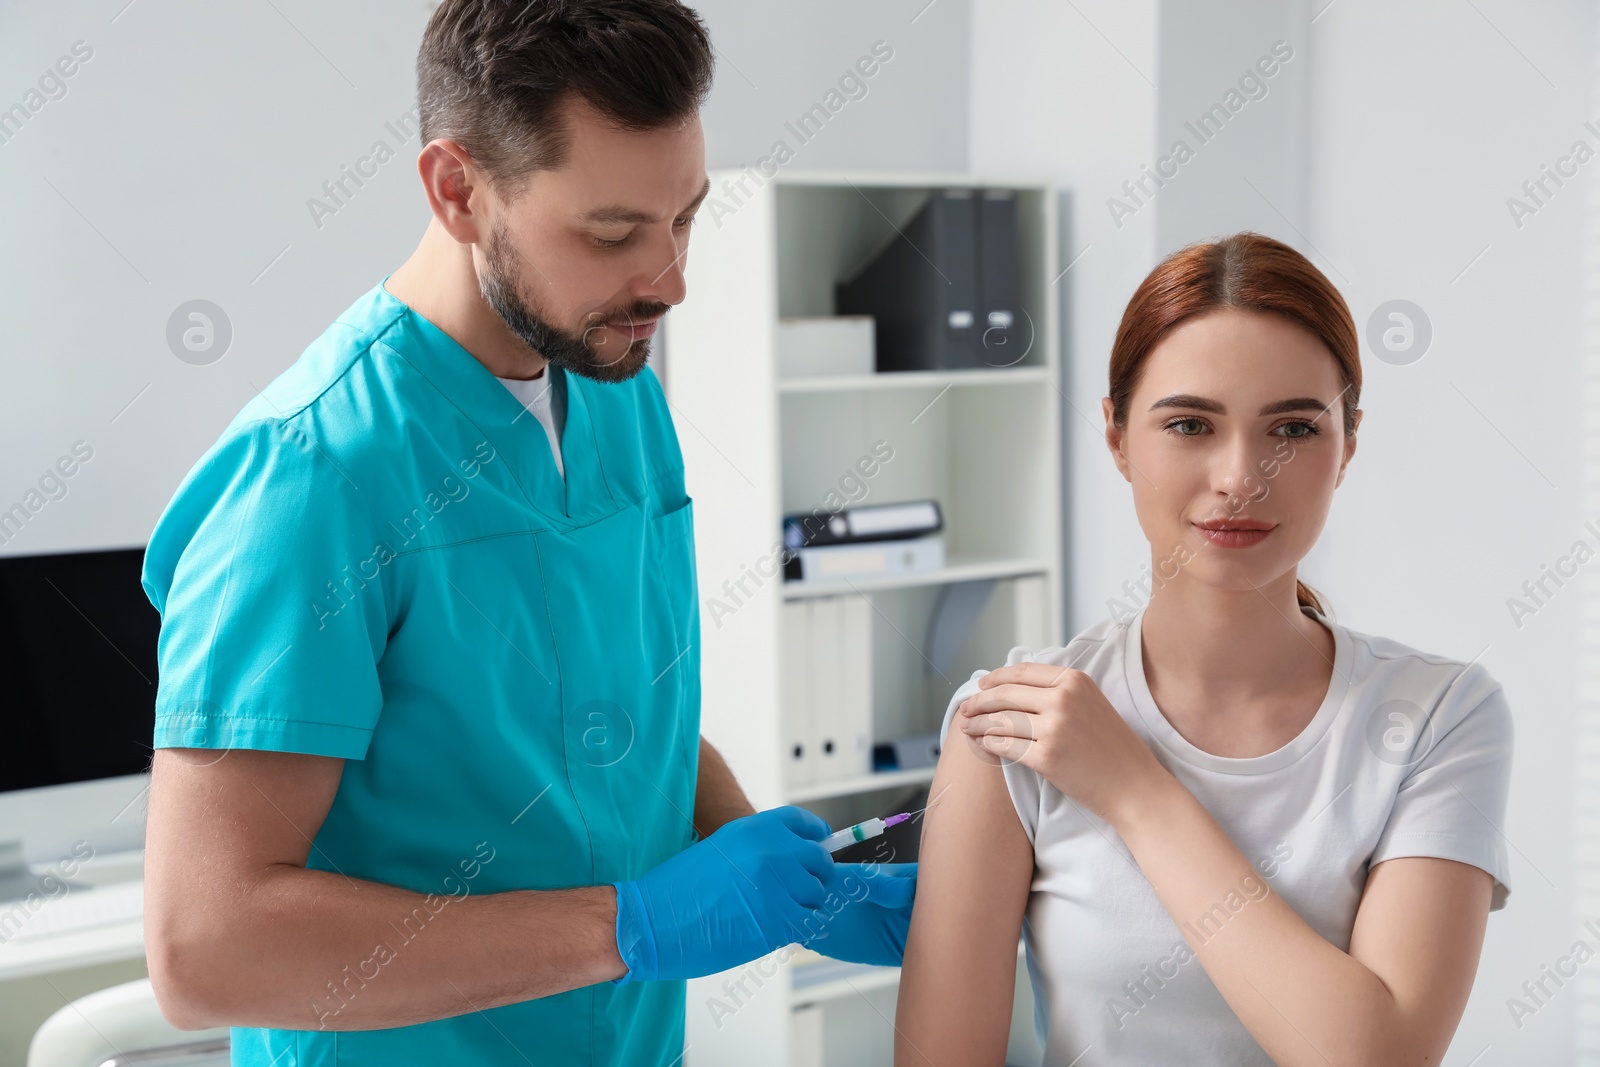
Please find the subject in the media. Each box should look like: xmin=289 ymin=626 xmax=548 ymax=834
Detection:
xmin=138 ymin=2 xmax=915 ymax=1063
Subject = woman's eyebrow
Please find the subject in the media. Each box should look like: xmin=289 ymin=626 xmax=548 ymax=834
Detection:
xmin=1149 ymin=393 xmax=1225 ymax=413
xmin=1259 ymin=396 xmax=1334 ymax=416
xmin=1147 ymin=393 xmax=1330 ymax=416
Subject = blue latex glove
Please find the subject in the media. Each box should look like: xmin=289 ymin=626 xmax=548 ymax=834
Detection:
xmin=798 ymin=862 xmax=918 ymax=966
xmin=611 ymin=806 xmax=835 ymax=983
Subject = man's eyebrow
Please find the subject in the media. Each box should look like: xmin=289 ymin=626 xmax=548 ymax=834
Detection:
xmin=684 ymin=176 xmax=712 ymax=213
xmin=581 ymin=204 xmax=654 ymax=225
xmin=1147 ymin=393 xmax=1332 ymax=416
xmin=580 ymin=177 xmax=713 ymax=226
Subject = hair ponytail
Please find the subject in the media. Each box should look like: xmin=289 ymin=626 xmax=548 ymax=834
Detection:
xmin=1296 ymin=579 xmax=1324 ymax=617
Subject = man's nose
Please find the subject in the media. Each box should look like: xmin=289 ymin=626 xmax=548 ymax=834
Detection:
xmin=637 ymin=228 xmax=689 ymax=308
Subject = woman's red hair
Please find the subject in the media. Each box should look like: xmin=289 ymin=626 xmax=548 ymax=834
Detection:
xmin=1107 ymin=232 xmax=1362 ymax=616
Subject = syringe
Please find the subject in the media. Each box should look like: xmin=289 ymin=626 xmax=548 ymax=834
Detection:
xmin=822 ymin=812 xmax=914 ymax=853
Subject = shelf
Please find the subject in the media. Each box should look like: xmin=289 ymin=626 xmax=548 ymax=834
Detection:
xmin=786 ymin=765 xmax=936 ymax=804
xmin=781 ymin=556 xmax=1049 ymax=600
xmin=777 ymin=366 xmax=1050 ymax=394
xmin=671 ymin=169 xmax=1062 ymax=1065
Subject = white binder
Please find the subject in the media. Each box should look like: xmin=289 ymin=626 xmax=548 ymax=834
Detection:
xmin=789 ymin=1002 xmax=824 ymax=1067
xmin=838 ymin=594 xmax=873 ymax=778
xmin=811 ymin=594 xmax=873 ymax=782
xmin=808 ymin=596 xmax=845 ymax=781
xmin=780 ymin=600 xmax=815 ymax=789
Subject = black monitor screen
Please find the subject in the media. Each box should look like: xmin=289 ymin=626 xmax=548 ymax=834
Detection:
xmin=0 ymin=548 xmax=158 ymax=792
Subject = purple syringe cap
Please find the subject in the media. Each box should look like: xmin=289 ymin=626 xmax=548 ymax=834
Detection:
xmin=884 ymin=812 xmax=912 ymax=829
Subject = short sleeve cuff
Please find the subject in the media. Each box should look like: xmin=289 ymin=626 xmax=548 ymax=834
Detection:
xmin=153 ymin=705 xmax=374 ymax=760
xmin=1370 ymin=831 xmax=1512 ymax=911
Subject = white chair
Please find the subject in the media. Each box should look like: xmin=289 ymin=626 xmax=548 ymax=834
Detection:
xmin=27 ymin=978 xmax=229 ymax=1067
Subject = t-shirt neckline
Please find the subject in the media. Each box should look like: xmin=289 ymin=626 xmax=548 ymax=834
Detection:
xmin=1124 ymin=602 xmax=1352 ymax=775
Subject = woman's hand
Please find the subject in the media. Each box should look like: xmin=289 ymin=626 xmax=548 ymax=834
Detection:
xmin=957 ymin=661 xmax=1170 ymax=827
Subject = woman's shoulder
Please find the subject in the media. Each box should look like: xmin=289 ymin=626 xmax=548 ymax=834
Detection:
xmin=938 ymin=615 xmax=1131 ymax=738
xmin=1327 ymin=614 xmax=1511 ymax=743
xmin=998 ymin=613 xmax=1130 ymax=671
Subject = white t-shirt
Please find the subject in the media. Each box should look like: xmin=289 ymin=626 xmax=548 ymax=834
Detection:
xmin=937 ymin=602 xmax=1513 ymax=1066
xmin=496 ymin=366 xmax=566 ymax=478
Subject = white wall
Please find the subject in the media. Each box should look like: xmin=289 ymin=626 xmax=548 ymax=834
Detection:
xmin=1153 ymin=0 xmax=1311 ymax=250
xmin=1305 ymin=3 xmax=1590 ymax=1062
xmin=966 ymin=0 xmax=1162 ymax=636
xmin=0 ymin=0 xmax=971 ymax=560
xmin=695 ymin=0 xmax=970 ymax=175
xmin=0 ymin=0 xmax=439 ymax=558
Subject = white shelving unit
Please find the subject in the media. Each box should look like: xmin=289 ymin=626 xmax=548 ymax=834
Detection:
xmin=665 ymin=170 xmax=1062 ymax=1067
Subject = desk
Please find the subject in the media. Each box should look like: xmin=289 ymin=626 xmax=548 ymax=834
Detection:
xmin=0 ymin=849 xmax=145 ymax=984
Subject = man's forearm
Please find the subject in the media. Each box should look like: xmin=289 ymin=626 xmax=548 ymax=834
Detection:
xmin=150 ymin=868 xmax=625 ymax=1032
xmin=693 ymin=736 xmax=757 ymax=838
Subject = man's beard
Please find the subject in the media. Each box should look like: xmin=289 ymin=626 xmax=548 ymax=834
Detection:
xmin=478 ymin=220 xmax=666 ymax=384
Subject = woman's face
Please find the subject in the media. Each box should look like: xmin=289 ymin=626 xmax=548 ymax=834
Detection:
xmin=1101 ymin=308 xmax=1361 ymax=598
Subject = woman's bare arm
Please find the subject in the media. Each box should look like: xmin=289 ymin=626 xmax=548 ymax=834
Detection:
xmin=894 ymin=715 xmax=1034 ymax=1066
xmin=958 ymin=663 xmax=1497 ymax=1065
xmin=1117 ymin=774 xmax=1493 ymax=1066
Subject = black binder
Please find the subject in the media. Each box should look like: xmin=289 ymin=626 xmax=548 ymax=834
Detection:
xmin=836 ymin=189 xmax=979 ymax=372
xmin=976 ymin=189 xmax=1022 ymax=366
xmin=835 ymin=187 xmax=1023 ymax=372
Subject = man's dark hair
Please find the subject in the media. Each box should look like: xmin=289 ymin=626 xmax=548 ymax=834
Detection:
xmin=417 ymin=0 xmax=714 ymax=197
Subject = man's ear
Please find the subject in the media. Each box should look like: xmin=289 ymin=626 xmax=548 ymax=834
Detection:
xmin=1103 ymin=397 xmax=1132 ymax=484
xmin=1334 ymin=407 xmax=1361 ymax=488
xmin=417 ymin=139 xmax=488 ymax=246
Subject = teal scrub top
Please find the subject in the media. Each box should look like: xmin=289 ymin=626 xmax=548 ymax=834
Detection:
xmin=142 ymin=278 xmax=701 ymax=1066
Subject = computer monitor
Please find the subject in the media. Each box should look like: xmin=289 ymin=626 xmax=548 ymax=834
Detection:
xmin=0 ymin=546 xmax=156 ymax=898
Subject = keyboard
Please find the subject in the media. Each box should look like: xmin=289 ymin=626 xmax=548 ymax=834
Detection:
xmin=0 ymin=880 xmax=143 ymax=943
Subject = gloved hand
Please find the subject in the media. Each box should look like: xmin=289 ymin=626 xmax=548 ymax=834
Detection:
xmin=798 ymin=862 xmax=918 ymax=966
xmin=611 ymin=806 xmax=834 ymax=983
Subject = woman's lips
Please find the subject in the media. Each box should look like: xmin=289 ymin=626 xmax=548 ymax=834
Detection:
xmin=1194 ymin=523 xmax=1273 ymax=548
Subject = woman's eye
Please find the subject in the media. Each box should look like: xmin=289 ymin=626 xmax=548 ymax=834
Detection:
xmin=1275 ymin=421 xmax=1321 ymax=438
xmin=1164 ymin=418 xmax=1207 ymax=436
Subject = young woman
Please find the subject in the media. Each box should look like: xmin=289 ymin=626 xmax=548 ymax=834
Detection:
xmin=895 ymin=233 xmax=1513 ymax=1066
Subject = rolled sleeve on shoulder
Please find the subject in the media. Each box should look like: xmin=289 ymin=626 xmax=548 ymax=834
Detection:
xmin=938 ymin=644 xmax=1057 ymax=844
